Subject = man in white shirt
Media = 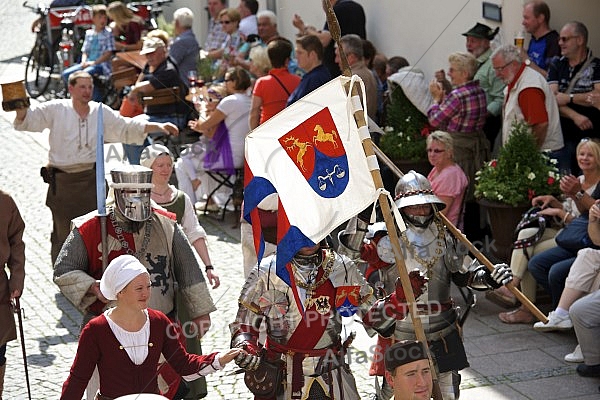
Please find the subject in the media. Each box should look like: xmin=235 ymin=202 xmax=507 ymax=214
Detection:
xmin=238 ymin=0 xmax=258 ymax=40
xmin=13 ymin=71 xmax=177 ymax=263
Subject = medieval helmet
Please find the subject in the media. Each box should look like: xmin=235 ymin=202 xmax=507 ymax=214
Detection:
xmin=394 ymin=171 xmax=445 ymax=227
xmin=110 ymin=165 xmax=154 ymax=222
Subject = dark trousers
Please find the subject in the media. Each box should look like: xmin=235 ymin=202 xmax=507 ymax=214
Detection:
xmin=528 ymin=246 xmax=576 ymax=309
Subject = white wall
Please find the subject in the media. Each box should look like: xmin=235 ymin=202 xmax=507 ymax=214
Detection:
xmin=164 ymin=0 xmax=600 ymax=80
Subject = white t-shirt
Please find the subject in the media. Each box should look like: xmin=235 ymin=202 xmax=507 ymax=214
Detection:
xmin=217 ymin=92 xmax=252 ymax=168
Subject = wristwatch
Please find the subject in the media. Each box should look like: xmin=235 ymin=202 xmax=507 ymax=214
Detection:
xmin=524 ymin=59 xmax=531 ymax=66
xmin=569 ymin=94 xmax=574 ymax=104
xmin=575 ymin=190 xmax=585 ymax=200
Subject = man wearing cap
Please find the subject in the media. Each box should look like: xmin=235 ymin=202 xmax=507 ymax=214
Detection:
xmin=384 ymin=341 xmax=433 ymax=400
xmin=13 ymin=70 xmax=178 ymax=264
xmin=124 ymin=36 xmax=189 ymax=165
xmin=462 ymin=22 xmax=505 ymax=150
xmin=54 ymin=164 xmax=215 ymax=398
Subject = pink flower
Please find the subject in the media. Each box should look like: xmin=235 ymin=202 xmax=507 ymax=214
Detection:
xmin=528 ymin=188 xmax=535 ymax=200
xmin=490 ymin=160 xmax=498 ymax=168
xmin=547 ymin=177 xmax=555 ymax=185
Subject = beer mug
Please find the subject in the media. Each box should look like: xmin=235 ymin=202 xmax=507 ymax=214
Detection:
xmin=514 ymin=32 xmax=525 ymax=49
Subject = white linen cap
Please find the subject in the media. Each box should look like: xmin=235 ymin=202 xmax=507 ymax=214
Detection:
xmin=100 ymin=255 xmax=149 ymax=301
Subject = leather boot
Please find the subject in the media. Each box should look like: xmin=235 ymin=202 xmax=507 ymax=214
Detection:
xmin=0 ymin=363 xmax=5 ymax=400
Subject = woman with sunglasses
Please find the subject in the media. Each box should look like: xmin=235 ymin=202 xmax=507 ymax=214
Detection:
xmin=426 ymin=130 xmax=468 ymax=230
xmin=208 ymin=8 xmax=243 ymax=78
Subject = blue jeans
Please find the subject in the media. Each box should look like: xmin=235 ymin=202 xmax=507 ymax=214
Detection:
xmin=62 ymin=63 xmax=105 ymax=101
xmin=123 ymin=114 xmax=186 ymax=165
xmin=528 ymin=245 xmax=576 ymax=308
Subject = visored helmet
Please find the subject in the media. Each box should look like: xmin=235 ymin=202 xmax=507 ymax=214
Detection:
xmin=110 ymin=165 xmax=153 ymax=222
xmin=394 ymin=170 xmax=446 ymax=211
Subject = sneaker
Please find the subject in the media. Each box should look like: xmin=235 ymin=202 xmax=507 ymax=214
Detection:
xmin=533 ymin=310 xmax=573 ymax=332
xmin=565 ymin=345 xmax=584 ymax=363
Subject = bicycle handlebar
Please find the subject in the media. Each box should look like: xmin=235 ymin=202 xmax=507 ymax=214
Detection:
xmin=22 ymin=1 xmax=47 ymax=16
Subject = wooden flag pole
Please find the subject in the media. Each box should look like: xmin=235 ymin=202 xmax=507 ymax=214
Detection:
xmin=321 ymin=2 xmax=444 ymax=398
xmin=372 ymin=143 xmax=549 ymax=323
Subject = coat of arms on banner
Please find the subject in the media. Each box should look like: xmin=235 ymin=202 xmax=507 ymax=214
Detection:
xmin=278 ymin=107 xmax=348 ymax=198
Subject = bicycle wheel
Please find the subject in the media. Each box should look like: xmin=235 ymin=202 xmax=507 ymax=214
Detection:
xmin=25 ymin=41 xmax=53 ymax=98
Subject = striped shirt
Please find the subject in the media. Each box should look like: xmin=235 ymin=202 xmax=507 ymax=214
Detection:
xmin=427 ymin=80 xmax=487 ymax=133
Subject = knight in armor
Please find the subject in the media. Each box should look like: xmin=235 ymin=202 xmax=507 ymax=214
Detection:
xmin=340 ymin=171 xmax=513 ymax=400
xmin=54 ymin=165 xmax=216 ymax=399
xmin=230 ymin=239 xmax=403 ymax=400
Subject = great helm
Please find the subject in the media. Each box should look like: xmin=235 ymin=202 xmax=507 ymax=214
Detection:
xmin=394 ymin=170 xmax=446 ymax=211
xmin=110 ymin=165 xmax=154 ymax=222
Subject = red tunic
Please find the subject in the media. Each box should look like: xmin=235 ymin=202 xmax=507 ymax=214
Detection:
xmin=60 ymin=309 xmax=219 ymax=399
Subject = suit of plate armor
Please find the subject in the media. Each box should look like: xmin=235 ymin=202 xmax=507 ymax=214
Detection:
xmin=339 ymin=171 xmax=512 ymax=400
xmin=230 ymin=245 xmax=393 ymax=400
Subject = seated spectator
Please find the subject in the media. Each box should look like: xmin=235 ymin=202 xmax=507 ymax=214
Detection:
xmin=123 ymin=37 xmax=189 ymax=164
xmin=249 ymin=39 xmax=300 ymax=130
xmin=208 ymin=8 xmax=243 ymax=79
xmin=494 ymin=138 xmax=600 ymax=323
xmin=287 ymin=34 xmax=331 ymax=106
xmin=59 ymin=255 xmax=241 ymax=399
xmin=426 ymin=131 xmax=468 ymax=230
xmin=186 ymin=67 xmax=252 ymax=208
xmin=257 ymin=10 xmax=281 ymax=44
xmin=175 ymin=84 xmax=227 ymax=206
xmin=170 ymin=7 xmax=200 ymax=86
xmin=107 ymin=1 xmax=145 ymax=52
xmin=62 ymin=5 xmax=115 ymax=101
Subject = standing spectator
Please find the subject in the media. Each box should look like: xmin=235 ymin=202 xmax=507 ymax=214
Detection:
xmin=491 ymin=44 xmax=565 ymax=168
xmin=384 ymin=341 xmax=433 ymax=400
xmin=237 ymin=0 xmax=258 ymax=40
xmin=292 ymin=0 xmax=366 ymax=77
xmin=428 ymin=52 xmax=488 ymax=201
xmin=170 ymin=7 xmax=200 ymax=87
xmin=0 ymin=190 xmax=25 ymax=399
xmin=522 ymin=1 xmax=560 ymax=75
xmin=12 ymin=70 xmax=177 ymax=263
xmin=426 ymin=131 xmax=469 ymax=230
xmin=62 ymin=5 xmax=115 ymax=101
xmin=204 ymin=0 xmax=227 ymax=52
xmin=335 ymin=34 xmax=378 ymax=121
xmin=249 ymin=39 xmax=300 ymax=129
xmin=256 ymin=10 xmax=280 ymax=44
xmin=548 ymin=21 xmax=600 ymax=174
xmin=287 ymin=34 xmax=331 ymax=105
xmin=462 ymin=22 xmax=505 ymax=150
xmin=107 ymin=1 xmax=145 ymax=52
xmin=372 ymin=53 xmax=388 ymax=124
xmin=124 ymin=37 xmax=188 ymax=165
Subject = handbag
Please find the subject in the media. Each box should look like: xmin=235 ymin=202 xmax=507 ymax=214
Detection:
xmin=554 ymin=215 xmax=599 ymax=251
xmin=512 ymin=206 xmax=546 ymax=251
xmin=244 ymin=354 xmax=285 ymax=398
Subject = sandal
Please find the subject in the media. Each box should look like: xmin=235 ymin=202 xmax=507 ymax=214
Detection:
xmin=486 ymin=286 xmax=518 ymax=308
xmin=498 ymin=307 xmax=535 ymax=324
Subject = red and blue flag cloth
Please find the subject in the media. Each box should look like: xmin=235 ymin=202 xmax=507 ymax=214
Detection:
xmin=244 ymin=76 xmax=380 ymax=285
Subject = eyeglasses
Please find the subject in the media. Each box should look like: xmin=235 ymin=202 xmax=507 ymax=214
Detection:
xmin=205 ymin=97 xmax=221 ymax=103
xmin=493 ymin=61 xmax=512 ymax=72
xmin=427 ymin=148 xmax=446 ymax=154
xmin=220 ymin=20 xmax=232 ymax=25
xmin=559 ymin=36 xmax=576 ymax=42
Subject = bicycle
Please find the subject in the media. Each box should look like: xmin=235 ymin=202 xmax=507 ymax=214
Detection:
xmin=128 ymin=0 xmax=173 ymax=31
xmin=23 ymin=2 xmax=92 ymax=99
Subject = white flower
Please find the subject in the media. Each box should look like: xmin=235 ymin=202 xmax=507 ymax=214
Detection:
xmin=384 ymin=126 xmax=394 ymax=133
xmin=528 ymin=172 xmax=536 ymax=180
xmin=398 ymin=131 xmax=404 ymax=137
xmin=497 ymin=194 xmax=503 ymax=201
xmin=549 ymin=171 xmax=557 ymax=179
xmin=550 ymin=158 xmax=558 ymax=164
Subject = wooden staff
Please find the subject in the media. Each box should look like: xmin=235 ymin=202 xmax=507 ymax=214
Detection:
xmin=372 ymin=143 xmax=548 ymax=323
xmin=321 ymin=2 xmax=444 ymax=398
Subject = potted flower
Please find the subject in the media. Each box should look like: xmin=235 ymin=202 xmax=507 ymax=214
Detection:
xmin=379 ymin=80 xmax=431 ymax=171
xmin=474 ymin=119 xmax=561 ymax=261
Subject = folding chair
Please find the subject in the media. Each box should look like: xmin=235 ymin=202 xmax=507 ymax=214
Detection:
xmin=202 ymin=168 xmax=244 ymax=221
